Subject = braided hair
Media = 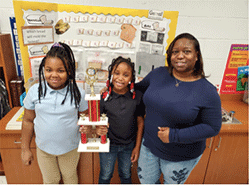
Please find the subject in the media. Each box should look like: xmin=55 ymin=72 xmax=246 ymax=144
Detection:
xmin=102 ymin=56 xmax=136 ymax=101
xmin=38 ymin=42 xmax=81 ymax=108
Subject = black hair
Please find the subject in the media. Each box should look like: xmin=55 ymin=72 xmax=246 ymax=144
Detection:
xmin=105 ymin=56 xmax=135 ymax=101
xmin=166 ymin=33 xmax=206 ymax=78
xmin=38 ymin=42 xmax=81 ymax=108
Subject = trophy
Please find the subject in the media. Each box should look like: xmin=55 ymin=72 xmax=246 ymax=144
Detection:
xmin=77 ymin=67 xmax=110 ymax=152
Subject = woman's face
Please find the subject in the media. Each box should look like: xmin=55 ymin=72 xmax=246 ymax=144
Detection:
xmin=44 ymin=57 xmax=68 ymax=90
xmin=171 ymin=38 xmax=198 ymax=75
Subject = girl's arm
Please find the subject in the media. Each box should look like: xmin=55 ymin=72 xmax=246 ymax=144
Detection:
xmin=78 ymin=87 xmax=90 ymax=133
xmin=131 ymin=116 xmax=144 ymax=163
xmin=78 ymin=109 xmax=92 ymax=134
xmin=78 ymin=109 xmax=88 ymax=118
xmin=21 ymin=108 xmax=35 ymax=165
xmin=96 ymin=125 xmax=108 ymax=136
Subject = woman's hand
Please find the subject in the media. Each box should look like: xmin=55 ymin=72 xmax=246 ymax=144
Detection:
xmin=96 ymin=125 xmax=109 ymax=136
xmin=21 ymin=148 xmax=33 ymax=166
xmin=79 ymin=125 xmax=92 ymax=134
xmin=131 ymin=146 xmax=140 ymax=163
xmin=158 ymin=127 xmax=170 ymax=143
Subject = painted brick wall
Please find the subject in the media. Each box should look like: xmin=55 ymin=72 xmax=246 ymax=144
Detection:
xmin=0 ymin=0 xmax=248 ymax=87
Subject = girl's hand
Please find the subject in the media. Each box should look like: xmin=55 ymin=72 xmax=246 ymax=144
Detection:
xmin=79 ymin=125 xmax=92 ymax=134
xmin=96 ymin=125 xmax=108 ymax=136
xmin=158 ymin=127 xmax=170 ymax=143
xmin=21 ymin=149 xmax=33 ymax=166
xmin=100 ymin=87 xmax=108 ymax=94
xmin=131 ymin=147 xmax=140 ymax=163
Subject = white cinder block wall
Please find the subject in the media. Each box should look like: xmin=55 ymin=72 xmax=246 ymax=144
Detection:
xmin=0 ymin=0 xmax=248 ymax=87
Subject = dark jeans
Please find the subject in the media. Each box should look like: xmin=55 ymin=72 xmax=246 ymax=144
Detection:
xmin=98 ymin=141 xmax=135 ymax=184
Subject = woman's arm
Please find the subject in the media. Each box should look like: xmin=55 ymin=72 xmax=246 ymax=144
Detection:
xmin=131 ymin=116 xmax=144 ymax=163
xmin=21 ymin=108 xmax=35 ymax=165
xmin=134 ymin=73 xmax=151 ymax=93
xmin=169 ymin=94 xmax=222 ymax=144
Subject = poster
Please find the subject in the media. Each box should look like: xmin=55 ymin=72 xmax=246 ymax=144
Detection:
xmin=236 ymin=66 xmax=248 ymax=92
xmin=13 ymin=0 xmax=179 ymax=84
xmin=220 ymin=44 xmax=249 ymax=94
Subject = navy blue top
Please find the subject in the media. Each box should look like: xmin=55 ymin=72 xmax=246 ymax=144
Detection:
xmin=136 ymin=67 xmax=222 ymax=161
xmin=100 ymin=90 xmax=145 ymax=146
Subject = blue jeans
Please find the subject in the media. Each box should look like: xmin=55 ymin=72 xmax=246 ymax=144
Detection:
xmin=99 ymin=142 xmax=135 ymax=184
xmin=138 ymin=143 xmax=202 ymax=184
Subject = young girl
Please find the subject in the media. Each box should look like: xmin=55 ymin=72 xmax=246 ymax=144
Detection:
xmin=96 ymin=56 xmax=145 ymax=184
xmin=21 ymin=42 xmax=88 ymax=184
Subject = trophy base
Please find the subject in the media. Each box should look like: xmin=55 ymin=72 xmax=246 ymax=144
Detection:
xmin=77 ymin=138 xmax=110 ymax=152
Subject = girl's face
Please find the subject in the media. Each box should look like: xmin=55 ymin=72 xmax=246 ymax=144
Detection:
xmin=44 ymin=57 xmax=68 ymax=90
xmin=111 ymin=62 xmax=132 ymax=94
xmin=171 ymin=38 xmax=198 ymax=75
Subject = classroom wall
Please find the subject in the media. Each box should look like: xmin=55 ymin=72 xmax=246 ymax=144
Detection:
xmin=0 ymin=0 xmax=248 ymax=87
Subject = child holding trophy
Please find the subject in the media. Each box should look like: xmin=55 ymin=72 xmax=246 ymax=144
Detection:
xmin=96 ymin=56 xmax=145 ymax=184
xmin=21 ymin=42 xmax=88 ymax=184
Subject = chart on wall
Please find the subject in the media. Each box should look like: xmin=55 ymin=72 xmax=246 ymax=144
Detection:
xmin=220 ymin=44 xmax=249 ymax=94
xmin=13 ymin=0 xmax=178 ymax=88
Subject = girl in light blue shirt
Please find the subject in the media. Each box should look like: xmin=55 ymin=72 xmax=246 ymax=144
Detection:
xmin=21 ymin=42 xmax=88 ymax=184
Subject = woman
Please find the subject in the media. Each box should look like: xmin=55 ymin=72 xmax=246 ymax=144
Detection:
xmin=136 ymin=33 xmax=222 ymax=184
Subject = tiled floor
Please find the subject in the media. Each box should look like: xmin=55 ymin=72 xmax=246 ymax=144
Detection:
xmin=0 ymin=176 xmax=7 ymax=184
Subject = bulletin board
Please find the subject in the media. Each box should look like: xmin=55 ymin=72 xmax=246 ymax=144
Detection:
xmin=13 ymin=0 xmax=179 ymax=89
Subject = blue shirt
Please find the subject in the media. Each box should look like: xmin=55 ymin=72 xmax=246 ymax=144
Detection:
xmin=136 ymin=67 xmax=222 ymax=161
xmin=24 ymin=83 xmax=88 ymax=155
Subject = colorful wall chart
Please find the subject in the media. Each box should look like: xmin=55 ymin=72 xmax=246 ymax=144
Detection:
xmin=13 ymin=0 xmax=179 ymax=88
xmin=220 ymin=44 xmax=249 ymax=94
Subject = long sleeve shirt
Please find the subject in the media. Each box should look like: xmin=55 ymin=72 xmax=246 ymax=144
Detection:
xmin=136 ymin=67 xmax=222 ymax=161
